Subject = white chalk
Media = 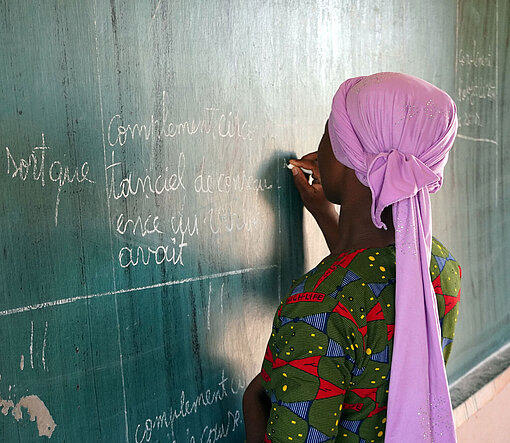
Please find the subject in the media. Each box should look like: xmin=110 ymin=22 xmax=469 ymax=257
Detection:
xmin=285 ymin=163 xmax=313 ymax=175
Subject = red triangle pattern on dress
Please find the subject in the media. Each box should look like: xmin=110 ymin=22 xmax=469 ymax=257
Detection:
xmin=316 ymin=378 xmax=346 ymax=400
xmin=387 ymin=324 xmax=395 ymax=341
xmin=313 ymin=248 xmax=367 ymax=290
xmin=289 ymin=356 xmax=321 ymax=377
xmin=432 ymin=273 xmax=443 ymax=295
xmin=366 ymin=303 xmax=385 ymax=322
xmin=333 ymin=302 xmax=358 ymax=327
xmin=350 ymin=387 xmax=378 ymax=402
xmin=443 ymin=291 xmax=460 ymax=315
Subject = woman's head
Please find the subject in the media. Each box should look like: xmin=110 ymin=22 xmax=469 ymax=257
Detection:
xmin=317 ymin=121 xmax=373 ymax=210
xmin=327 ymin=72 xmax=457 ymax=229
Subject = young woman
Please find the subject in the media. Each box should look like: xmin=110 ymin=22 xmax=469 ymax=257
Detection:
xmin=244 ymin=73 xmax=461 ymax=442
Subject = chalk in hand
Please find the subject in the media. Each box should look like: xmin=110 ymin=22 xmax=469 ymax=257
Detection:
xmin=285 ymin=161 xmax=313 ymax=175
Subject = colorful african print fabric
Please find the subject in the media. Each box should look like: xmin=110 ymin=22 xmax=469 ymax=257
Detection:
xmin=261 ymin=238 xmax=461 ymax=443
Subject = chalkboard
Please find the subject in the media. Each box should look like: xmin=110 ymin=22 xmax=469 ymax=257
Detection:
xmin=439 ymin=0 xmax=510 ymax=383
xmin=0 ymin=1 xmax=508 ymax=441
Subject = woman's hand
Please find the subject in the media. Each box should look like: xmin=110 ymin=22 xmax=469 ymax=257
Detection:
xmin=243 ymin=373 xmax=270 ymax=442
xmin=290 ymin=152 xmax=340 ymax=252
xmin=289 ymin=152 xmax=332 ymax=218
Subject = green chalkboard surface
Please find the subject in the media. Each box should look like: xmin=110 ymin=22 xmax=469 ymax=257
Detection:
xmin=0 ymin=1 xmax=508 ymax=441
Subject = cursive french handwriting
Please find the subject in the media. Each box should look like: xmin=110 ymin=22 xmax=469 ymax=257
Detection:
xmin=456 ymin=39 xmax=497 ymax=131
xmin=118 ymin=233 xmax=188 ymax=268
xmin=5 ymin=134 xmax=95 ymax=226
xmin=107 ymin=92 xmax=255 ymax=147
xmin=134 ymin=370 xmax=245 ymax=443
xmin=106 ymin=151 xmax=186 ymax=200
xmin=194 ymin=158 xmax=272 ymax=194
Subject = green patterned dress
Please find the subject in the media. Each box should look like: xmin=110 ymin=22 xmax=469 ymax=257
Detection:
xmin=261 ymin=238 xmax=461 ymax=443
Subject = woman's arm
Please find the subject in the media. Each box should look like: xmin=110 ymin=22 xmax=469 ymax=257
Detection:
xmin=243 ymin=373 xmax=271 ymax=442
xmin=290 ymin=152 xmax=340 ymax=252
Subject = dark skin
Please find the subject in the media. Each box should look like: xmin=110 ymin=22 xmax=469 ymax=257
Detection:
xmin=242 ymin=122 xmax=395 ymax=442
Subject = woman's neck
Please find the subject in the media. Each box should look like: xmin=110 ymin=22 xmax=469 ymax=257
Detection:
xmin=330 ymin=202 xmax=395 ymax=255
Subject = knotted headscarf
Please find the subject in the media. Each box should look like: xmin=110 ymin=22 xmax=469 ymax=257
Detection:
xmin=328 ymin=72 xmax=458 ymax=442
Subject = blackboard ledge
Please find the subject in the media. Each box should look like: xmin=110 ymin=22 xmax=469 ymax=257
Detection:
xmin=450 ymin=341 xmax=510 ymax=421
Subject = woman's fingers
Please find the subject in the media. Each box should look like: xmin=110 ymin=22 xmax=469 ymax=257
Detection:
xmin=289 ymin=151 xmax=320 ymax=181
xmin=291 ymin=166 xmax=328 ymax=213
xmin=291 ymin=166 xmax=312 ymax=195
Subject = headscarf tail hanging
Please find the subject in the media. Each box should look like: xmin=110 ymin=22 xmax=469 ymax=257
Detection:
xmin=328 ymin=72 xmax=458 ymax=442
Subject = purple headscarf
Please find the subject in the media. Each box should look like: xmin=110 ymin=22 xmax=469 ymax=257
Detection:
xmin=328 ymin=72 xmax=458 ymax=442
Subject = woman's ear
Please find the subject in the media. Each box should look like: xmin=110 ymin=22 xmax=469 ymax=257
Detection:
xmin=381 ymin=206 xmax=394 ymax=231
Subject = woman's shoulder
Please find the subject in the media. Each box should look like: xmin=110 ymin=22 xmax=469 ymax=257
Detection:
xmin=296 ymin=245 xmax=396 ymax=295
xmin=430 ymin=237 xmax=462 ymax=293
xmin=430 ymin=237 xmax=461 ymax=276
xmin=431 ymin=237 xmax=459 ymax=259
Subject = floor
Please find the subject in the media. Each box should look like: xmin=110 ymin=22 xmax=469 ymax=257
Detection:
xmin=455 ymin=365 xmax=510 ymax=442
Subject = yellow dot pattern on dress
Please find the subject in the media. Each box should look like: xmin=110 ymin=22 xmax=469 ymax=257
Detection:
xmin=378 ymin=431 xmax=383 ymax=437
xmin=369 ymin=256 xmax=375 ymax=261
xmin=282 ymin=385 xmax=287 ymax=391
xmin=379 ymin=266 xmax=386 ymax=272
xmin=366 ymin=348 xmax=372 ymax=355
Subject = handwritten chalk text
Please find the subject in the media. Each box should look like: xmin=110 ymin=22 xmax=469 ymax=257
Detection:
xmin=195 ymin=160 xmax=272 ymax=194
xmin=106 ymin=151 xmax=185 ymax=200
xmin=134 ymin=370 xmax=245 ymax=443
xmin=107 ymin=92 xmax=255 ymax=147
xmin=5 ymin=133 xmax=95 ymax=226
